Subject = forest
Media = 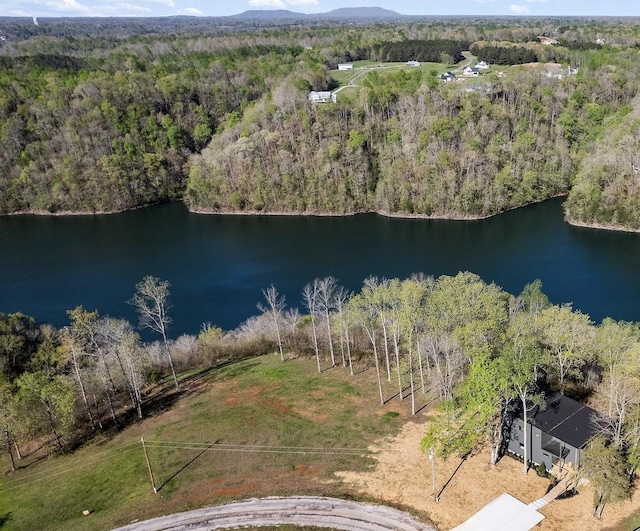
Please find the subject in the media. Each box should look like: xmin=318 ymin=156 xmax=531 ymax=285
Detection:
xmin=2 ymin=272 xmax=639 ymax=515
xmin=0 ymin=17 xmax=639 ymax=230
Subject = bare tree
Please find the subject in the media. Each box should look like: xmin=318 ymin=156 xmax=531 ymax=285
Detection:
xmin=303 ymin=280 xmax=322 ymax=372
xmin=257 ymin=285 xmax=287 ymax=361
xmin=129 ymin=276 xmax=178 ymax=389
xmin=97 ymin=318 xmax=146 ymax=419
xmin=334 ymin=285 xmax=353 ymax=375
xmin=317 ymin=277 xmax=338 ymax=367
xmin=348 ymin=288 xmax=384 ymax=406
xmin=59 ymin=326 xmax=95 ymax=431
xmin=370 ymin=277 xmax=393 ymax=382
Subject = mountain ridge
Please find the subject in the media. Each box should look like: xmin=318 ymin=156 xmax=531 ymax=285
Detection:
xmin=230 ymin=7 xmax=404 ymax=20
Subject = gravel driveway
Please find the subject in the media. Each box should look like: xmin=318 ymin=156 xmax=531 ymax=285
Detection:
xmin=112 ymin=496 xmax=436 ymax=531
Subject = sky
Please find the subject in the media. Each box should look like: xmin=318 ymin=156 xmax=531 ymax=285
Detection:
xmin=0 ymin=0 xmax=638 ymax=18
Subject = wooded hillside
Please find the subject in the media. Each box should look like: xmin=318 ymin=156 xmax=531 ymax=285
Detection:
xmin=0 ymin=17 xmax=639 ymax=228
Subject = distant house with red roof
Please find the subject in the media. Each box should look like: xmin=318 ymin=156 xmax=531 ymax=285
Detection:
xmin=538 ymin=36 xmax=558 ymax=45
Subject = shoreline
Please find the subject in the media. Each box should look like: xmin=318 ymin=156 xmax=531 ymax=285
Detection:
xmin=188 ymin=207 xmax=494 ymax=221
xmin=9 ymin=197 xmax=640 ymax=234
xmin=565 ymin=217 xmax=640 ymax=233
xmin=187 ymin=196 xmax=565 ymax=222
xmin=0 ymin=199 xmax=559 ymax=223
xmin=2 ymin=201 xmax=169 ymax=217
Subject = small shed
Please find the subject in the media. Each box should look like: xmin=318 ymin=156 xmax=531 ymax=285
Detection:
xmin=406 ymin=60 xmax=421 ymax=67
xmin=507 ymin=393 xmax=598 ymax=472
xmin=338 ymin=63 xmax=354 ymax=71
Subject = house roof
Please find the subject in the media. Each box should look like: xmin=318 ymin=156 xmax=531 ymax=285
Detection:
xmin=526 ymin=394 xmax=598 ymax=449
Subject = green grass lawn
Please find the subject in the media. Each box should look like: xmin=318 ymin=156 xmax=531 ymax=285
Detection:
xmin=0 ymin=355 xmax=414 ymax=531
xmin=330 ymin=61 xmax=462 ymax=91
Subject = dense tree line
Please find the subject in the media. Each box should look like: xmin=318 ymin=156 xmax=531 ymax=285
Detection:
xmin=0 ymin=39 xmax=315 ymax=213
xmin=470 ymin=42 xmax=538 ymax=65
xmin=557 ymin=39 xmax=605 ymax=51
xmin=565 ymin=97 xmax=640 ymax=229
xmin=371 ymin=39 xmax=469 ymax=63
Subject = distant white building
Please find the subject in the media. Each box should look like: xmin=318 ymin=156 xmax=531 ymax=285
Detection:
xmin=406 ymin=60 xmax=421 ymax=67
xmin=308 ymin=91 xmax=336 ymax=103
xmin=338 ymin=63 xmax=354 ymax=71
xmin=441 ymin=71 xmax=456 ymax=82
xmin=476 ymin=61 xmax=490 ymax=69
xmin=463 ymin=66 xmax=480 ymax=77
xmin=544 ymin=66 xmax=579 ymax=80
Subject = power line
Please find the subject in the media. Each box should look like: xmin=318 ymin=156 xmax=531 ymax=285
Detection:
xmin=0 ymin=439 xmax=369 ymax=494
xmin=0 ymin=445 xmax=140 ymax=494
xmin=143 ymin=444 xmax=367 ymax=456
xmin=143 ymin=440 xmax=369 ymax=452
xmin=1 ymin=440 xmax=141 ymax=488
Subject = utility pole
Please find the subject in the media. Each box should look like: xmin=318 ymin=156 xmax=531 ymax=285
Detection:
xmin=141 ymin=436 xmax=157 ymax=493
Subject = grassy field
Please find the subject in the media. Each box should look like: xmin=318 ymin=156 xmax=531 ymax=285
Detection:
xmin=0 ymin=355 xmax=419 ymax=531
xmin=329 ymin=60 xmax=470 ymax=93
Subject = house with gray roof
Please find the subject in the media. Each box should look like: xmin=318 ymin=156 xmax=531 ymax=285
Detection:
xmin=507 ymin=393 xmax=599 ymax=473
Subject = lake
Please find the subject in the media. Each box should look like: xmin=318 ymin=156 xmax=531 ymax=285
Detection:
xmin=1 ymin=198 xmax=639 ymax=337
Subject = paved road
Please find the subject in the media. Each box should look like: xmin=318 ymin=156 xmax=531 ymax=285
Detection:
xmin=113 ymin=496 xmax=436 ymax=531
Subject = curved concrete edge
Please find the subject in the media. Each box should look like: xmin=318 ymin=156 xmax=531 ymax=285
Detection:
xmin=112 ymin=496 xmax=436 ymax=531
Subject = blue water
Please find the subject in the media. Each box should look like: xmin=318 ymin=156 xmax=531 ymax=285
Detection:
xmin=1 ymin=198 xmax=639 ymax=337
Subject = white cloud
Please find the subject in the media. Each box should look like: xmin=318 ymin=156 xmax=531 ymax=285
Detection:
xmin=509 ymin=4 xmax=530 ymax=13
xmin=44 ymin=0 xmax=92 ymax=13
xmin=140 ymin=0 xmax=175 ymax=6
xmin=248 ymin=0 xmax=286 ymax=7
xmin=178 ymin=7 xmax=203 ymax=15
xmin=112 ymin=3 xmax=152 ymax=13
xmin=246 ymin=0 xmax=318 ymax=8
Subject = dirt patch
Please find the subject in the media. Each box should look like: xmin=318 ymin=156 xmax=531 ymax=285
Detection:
xmin=261 ymin=398 xmax=291 ymax=416
xmin=225 ymin=395 xmax=240 ymax=407
xmin=336 ymin=420 xmax=640 ymax=531
xmin=298 ymin=410 xmax=330 ymax=422
xmin=294 ymin=465 xmax=319 ymax=475
xmin=210 ymin=485 xmax=257 ymax=497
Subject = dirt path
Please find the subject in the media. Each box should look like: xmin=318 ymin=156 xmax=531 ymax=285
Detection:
xmin=112 ymin=496 xmax=435 ymax=531
xmin=336 ymin=420 xmax=640 ymax=531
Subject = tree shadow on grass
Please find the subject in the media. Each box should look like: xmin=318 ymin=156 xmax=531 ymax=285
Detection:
xmin=156 ymin=443 xmax=215 ymax=493
xmin=0 ymin=512 xmax=12 ymax=527
xmin=17 ymin=453 xmax=49 ymax=470
xmin=73 ymin=359 xmax=262 ymax=450
xmin=436 ymin=451 xmax=470 ymax=502
xmin=351 ymin=366 xmax=370 ymax=376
